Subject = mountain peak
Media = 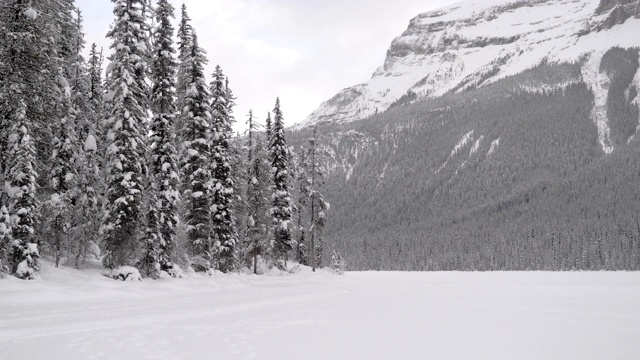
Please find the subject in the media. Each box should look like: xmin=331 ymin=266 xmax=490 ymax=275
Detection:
xmin=296 ymin=0 xmax=640 ymax=130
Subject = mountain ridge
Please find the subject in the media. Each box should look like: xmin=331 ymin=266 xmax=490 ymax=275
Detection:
xmin=296 ymin=0 xmax=640 ymax=155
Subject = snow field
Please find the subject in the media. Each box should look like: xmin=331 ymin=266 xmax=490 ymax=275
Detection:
xmin=1 ymin=265 xmax=640 ymax=360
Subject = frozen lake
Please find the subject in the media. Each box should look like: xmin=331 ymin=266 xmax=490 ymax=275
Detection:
xmin=1 ymin=264 xmax=639 ymax=359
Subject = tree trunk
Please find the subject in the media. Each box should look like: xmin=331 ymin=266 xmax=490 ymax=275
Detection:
xmin=253 ymin=252 xmax=257 ymax=274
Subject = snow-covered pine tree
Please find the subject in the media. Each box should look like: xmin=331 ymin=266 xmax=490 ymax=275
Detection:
xmin=307 ymin=126 xmax=330 ymax=270
xmin=63 ymin=8 xmax=105 ymax=268
xmin=141 ymin=0 xmax=181 ymax=278
xmin=72 ymin=23 xmax=104 ymax=269
xmin=43 ymin=0 xmax=84 ymax=268
xmin=265 ymin=112 xmax=272 ymax=145
xmin=6 ymin=100 xmax=40 ymax=279
xmin=224 ymin=76 xmax=236 ymax=121
xmin=180 ymin=32 xmax=213 ymax=272
xmin=87 ymin=43 xmax=105 ymax=115
xmin=243 ymin=110 xmax=256 ymax=268
xmin=0 ymin=0 xmax=47 ymax=279
xmin=0 ymin=205 xmax=11 ymax=276
xmin=74 ymin=134 xmax=102 ymax=268
xmin=48 ymin=95 xmax=79 ymax=268
xmin=330 ymin=249 xmax=344 ymax=274
xmin=100 ymin=0 xmax=151 ymax=270
xmin=269 ymin=98 xmax=293 ymax=265
xmin=87 ymin=42 xmax=106 ymax=145
xmin=293 ymin=148 xmax=310 ymax=266
xmin=245 ymin=129 xmax=270 ymax=274
xmin=209 ymin=65 xmax=238 ymax=273
xmin=175 ymin=3 xmax=193 ymax=112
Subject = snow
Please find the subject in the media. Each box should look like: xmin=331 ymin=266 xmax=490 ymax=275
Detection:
xmin=452 ymin=130 xmax=474 ymax=156
xmin=488 ymin=137 xmax=500 ymax=155
xmin=581 ymin=51 xmax=613 ymax=154
xmin=84 ymin=134 xmax=97 ymax=152
xmin=1 ymin=266 xmax=640 ymax=360
xmin=102 ymin=266 xmax=142 ymax=281
xmin=469 ymin=135 xmax=483 ymax=155
xmin=15 ymin=260 xmax=34 ymax=278
xmin=23 ymin=7 xmax=38 ymax=20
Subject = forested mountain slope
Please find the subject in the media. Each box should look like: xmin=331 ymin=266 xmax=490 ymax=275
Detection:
xmin=288 ymin=0 xmax=640 ymax=270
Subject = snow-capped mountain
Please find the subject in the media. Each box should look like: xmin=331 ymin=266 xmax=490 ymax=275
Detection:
xmin=298 ymin=0 xmax=640 ymax=134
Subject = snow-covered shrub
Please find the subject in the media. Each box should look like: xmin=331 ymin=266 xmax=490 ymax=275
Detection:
xmin=103 ymin=266 xmax=142 ymax=281
xmin=188 ymin=254 xmax=211 ymax=273
xmin=10 ymin=241 xmax=40 ymax=280
xmin=330 ymin=250 xmax=345 ymax=275
xmin=163 ymin=262 xmax=183 ymax=278
xmin=159 ymin=262 xmax=184 ymax=279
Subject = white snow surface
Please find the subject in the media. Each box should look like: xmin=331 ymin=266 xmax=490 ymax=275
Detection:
xmin=297 ymin=0 xmax=640 ymax=129
xmin=1 ymin=263 xmax=640 ymax=360
xmin=84 ymin=134 xmax=97 ymax=152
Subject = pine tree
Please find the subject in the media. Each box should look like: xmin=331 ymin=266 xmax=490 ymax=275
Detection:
xmin=74 ymin=134 xmax=102 ymax=268
xmin=100 ymin=0 xmax=151 ymax=270
xmin=141 ymin=0 xmax=181 ymax=278
xmin=209 ymin=65 xmax=238 ymax=272
xmin=265 ymin=112 xmax=272 ymax=145
xmin=269 ymin=98 xmax=293 ymax=265
xmin=73 ymin=29 xmax=104 ymax=269
xmin=0 ymin=0 xmax=47 ymax=279
xmin=87 ymin=43 xmax=105 ymax=113
xmin=43 ymin=0 xmax=84 ymax=268
xmin=176 ymin=3 xmax=193 ymax=108
xmin=330 ymin=249 xmax=344 ymax=274
xmin=180 ymin=33 xmax=213 ymax=272
xmin=293 ymin=148 xmax=310 ymax=266
xmin=6 ymin=100 xmax=40 ymax=279
xmin=0 ymin=205 xmax=11 ymax=276
xmin=48 ymin=95 xmax=78 ymax=268
xmin=245 ymin=127 xmax=270 ymax=274
xmin=307 ymin=127 xmax=329 ymax=270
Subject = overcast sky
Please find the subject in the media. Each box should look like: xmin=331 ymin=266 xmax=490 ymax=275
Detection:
xmin=77 ymin=0 xmax=458 ymax=131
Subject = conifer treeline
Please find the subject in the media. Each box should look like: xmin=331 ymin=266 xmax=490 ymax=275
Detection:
xmin=0 ymin=0 xmax=329 ymax=280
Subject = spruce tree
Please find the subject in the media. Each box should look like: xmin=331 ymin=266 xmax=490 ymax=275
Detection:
xmin=180 ymin=33 xmax=213 ymax=272
xmin=265 ymin=112 xmax=272 ymax=144
xmin=141 ymin=0 xmax=181 ymax=278
xmin=6 ymin=100 xmax=40 ymax=279
xmin=307 ymin=126 xmax=329 ymax=270
xmin=87 ymin=43 xmax=105 ymax=115
xmin=100 ymin=0 xmax=151 ymax=269
xmin=176 ymin=3 xmax=193 ymax=109
xmin=294 ymin=148 xmax=310 ymax=266
xmin=0 ymin=0 xmax=46 ymax=279
xmin=0 ymin=205 xmax=11 ymax=276
xmin=48 ymin=95 xmax=78 ymax=268
xmin=74 ymin=34 xmax=104 ymax=269
xmin=245 ymin=124 xmax=270 ymax=273
xmin=74 ymin=134 xmax=102 ymax=268
xmin=209 ymin=65 xmax=238 ymax=272
xmin=44 ymin=0 xmax=84 ymax=267
xmin=269 ymin=98 xmax=293 ymax=264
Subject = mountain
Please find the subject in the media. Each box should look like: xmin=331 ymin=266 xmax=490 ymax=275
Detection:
xmin=297 ymin=0 xmax=640 ymax=148
xmin=287 ymin=0 xmax=640 ymax=271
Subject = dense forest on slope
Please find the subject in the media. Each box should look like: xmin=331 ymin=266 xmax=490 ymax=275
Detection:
xmin=289 ymin=48 xmax=640 ymax=270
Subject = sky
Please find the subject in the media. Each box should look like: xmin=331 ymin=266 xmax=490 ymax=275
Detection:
xmin=77 ymin=0 xmax=458 ymax=131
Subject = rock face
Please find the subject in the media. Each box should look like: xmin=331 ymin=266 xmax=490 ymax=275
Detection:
xmin=297 ymin=0 xmax=640 ymax=132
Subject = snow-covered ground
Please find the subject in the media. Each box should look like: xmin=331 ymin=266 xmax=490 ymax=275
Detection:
xmin=1 ymin=264 xmax=640 ymax=360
